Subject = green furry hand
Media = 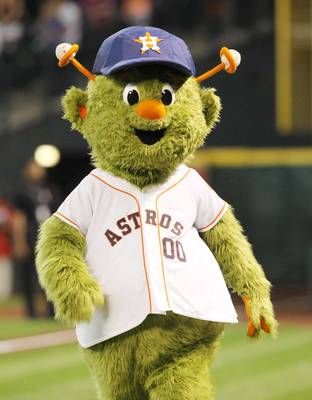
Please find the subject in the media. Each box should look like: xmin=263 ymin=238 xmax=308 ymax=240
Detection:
xmin=36 ymin=216 xmax=105 ymax=325
xmin=202 ymin=207 xmax=278 ymax=339
xmin=243 ymin=296 xmax=278 ymax=339
xmin=53 ymin=275 xmax=104 ymax=325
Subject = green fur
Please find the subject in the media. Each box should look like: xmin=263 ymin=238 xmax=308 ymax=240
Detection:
xmin=36 ymin=216 xmax=103 ymax=325
xmin=83 ymin=313 xmax=223 ymax=399
xmin=62 ymin=76 xmax=220 ymax=188
xmin=201 ymin=206 xmax=278 ymax=338
xmin=36 ymin=61 xmax=277 ymax=399
xmin=63 ymin=86 xmax=89 ymax=132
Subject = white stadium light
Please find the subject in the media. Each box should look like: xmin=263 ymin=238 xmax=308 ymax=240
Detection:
xmin=34 ymin=145 xmax=61 ymax=168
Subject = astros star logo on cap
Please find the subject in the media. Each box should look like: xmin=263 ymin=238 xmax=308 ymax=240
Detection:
xmin=91 ymin=26 xmax=197 ymax=76
xmin=133 ymin=32 xmax=163 ymax=54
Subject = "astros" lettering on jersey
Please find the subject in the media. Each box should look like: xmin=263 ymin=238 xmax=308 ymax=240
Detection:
xmin=105 ymin=209 xmax=185 ymax=261
xmin=105 ymin=209 xmax=184 ymax=245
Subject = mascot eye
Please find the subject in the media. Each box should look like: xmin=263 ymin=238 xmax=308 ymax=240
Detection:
xmin=123 ymin=84 xmax=140 ymax=105
xmin=161 ymin=84 xmax=175 ymax=106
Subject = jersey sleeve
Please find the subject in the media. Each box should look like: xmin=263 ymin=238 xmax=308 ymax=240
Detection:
xmin=192 ymin=170 xmax=228 ymax=232
xmin=54 ymin=175 xmax=93 ymax=236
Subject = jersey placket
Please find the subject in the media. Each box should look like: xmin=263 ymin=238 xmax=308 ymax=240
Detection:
xmin=140 ymin=188 xmax=171 ymax=313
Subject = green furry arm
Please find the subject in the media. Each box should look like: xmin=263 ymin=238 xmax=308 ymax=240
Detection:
xmin=201 ymin=206 xmax=270 ymax=298
xmin=201 ymin=206 xmax=278 ymax=337
xmin=36 ymin=216 xmax=103 ymax=324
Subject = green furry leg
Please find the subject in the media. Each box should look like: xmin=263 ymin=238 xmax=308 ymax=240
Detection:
xmin=146 ymin=346 xmax=216 ymax=400
xmin=82 ymin=334 xmax=146 ymax=400
xmin=82 ymin=313 xmax=223 ymax=400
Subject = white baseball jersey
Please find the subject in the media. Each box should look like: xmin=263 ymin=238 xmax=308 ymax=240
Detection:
xmin=55 ymin=164 xmax=237 ymax=348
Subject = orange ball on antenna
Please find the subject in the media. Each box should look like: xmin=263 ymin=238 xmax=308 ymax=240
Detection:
xmin=55 ymin=43 xmax=96 ymax=81
xmin=195 ymin=47 xmax=241 ymax=83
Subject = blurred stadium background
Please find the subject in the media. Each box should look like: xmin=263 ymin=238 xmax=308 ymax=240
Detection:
xmin=0 ymin=0 xmax=311 ymax=399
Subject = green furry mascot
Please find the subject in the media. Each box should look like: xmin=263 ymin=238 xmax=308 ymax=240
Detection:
xmin=36 ymin=26 xmax=278 ymax=399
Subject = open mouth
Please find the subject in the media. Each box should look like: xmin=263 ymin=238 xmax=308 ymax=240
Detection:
xmin=134 ymin=128 xmax=166 ymax=145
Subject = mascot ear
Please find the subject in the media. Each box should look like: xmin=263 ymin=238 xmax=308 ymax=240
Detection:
xmin=62 ymin=87 xmax=88 ymax=131
xmin=200 ymin=88 xmax=222 ymax=131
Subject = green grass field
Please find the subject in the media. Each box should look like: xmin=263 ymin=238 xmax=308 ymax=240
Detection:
xmin=0 ymin=323 xmax=311 ymax=399
xmin=0 ymin=318 xmax=64 ymax=340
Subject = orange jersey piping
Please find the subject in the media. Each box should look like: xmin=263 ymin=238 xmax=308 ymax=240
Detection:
xmin=55 ymin=211 xmax=82 ymax=231
xmin=197 ymin=202 xmax=227 ymax=232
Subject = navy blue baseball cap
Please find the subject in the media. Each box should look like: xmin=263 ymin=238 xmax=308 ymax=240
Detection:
xmin=92 ymin=26 xmax=196 ymax=76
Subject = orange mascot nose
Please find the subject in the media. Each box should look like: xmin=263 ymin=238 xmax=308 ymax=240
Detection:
xmin=135 ymin=100 xmax=166 ymax=120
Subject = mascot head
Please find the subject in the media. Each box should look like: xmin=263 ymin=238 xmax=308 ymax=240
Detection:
xmin=58 ymin=26 xmax=240 ymax=187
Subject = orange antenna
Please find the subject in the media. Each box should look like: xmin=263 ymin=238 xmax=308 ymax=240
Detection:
xmin=196 ymin=47 xmax=241 ymax=83
xmin=55 ymin=43 xmax=96 ymax=81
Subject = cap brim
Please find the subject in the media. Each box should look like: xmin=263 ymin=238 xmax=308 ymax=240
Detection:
xmin=100 ymin=57 xmax=194 ymax=76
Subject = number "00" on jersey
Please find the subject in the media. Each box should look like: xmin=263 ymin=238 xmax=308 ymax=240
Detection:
xmin=162 ymin=238 xmax=187 ymax=262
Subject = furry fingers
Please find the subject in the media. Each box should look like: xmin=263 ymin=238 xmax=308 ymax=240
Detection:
xmin=243 ymin=296 xmax=278 ymax=338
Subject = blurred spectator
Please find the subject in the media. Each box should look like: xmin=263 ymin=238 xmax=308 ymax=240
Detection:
xmin=0 ymin=0 xmax=39 ymax=90
xmin=120 ymin=0 xmax=153 ymax=26
xmin=201 ymin=0 xmax=228 ymax=35
xmin=33 ymin=0 xmax=83 ymax=95
xmin=0 ymin=0 xmax=36 ymax=90
xmin=78 ymin=0 xmax=117 ymax=64
xmin=0 ymin=197 xmax=14 ymax=299
xmin=24 ymin=0 xmax=39 ymax=20
xmin=0 ymin=0 xmax=25 ymax=55
xmin=12 ymin=160 xmax=59 ymax=318
xmin=35 ymin=0 xmax=83 ymax=52
xmin=80 ymin=0 xmax=116 ymax=31
xmin=152 ymin=0 xmax=203 ymax=33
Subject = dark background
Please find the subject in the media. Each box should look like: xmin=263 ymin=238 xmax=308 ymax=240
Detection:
xmin=1 ymin=0 xmax=312 ymax=289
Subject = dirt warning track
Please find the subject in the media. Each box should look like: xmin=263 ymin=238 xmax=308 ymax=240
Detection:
xmin=0 ymin=330 xmax=75 ymax=354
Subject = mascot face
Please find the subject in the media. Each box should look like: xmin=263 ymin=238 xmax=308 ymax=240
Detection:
xmin=62 ymin=27 xmax=222 ymax=188
xmin=63 ymin=69 xmax=220 ymax=187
